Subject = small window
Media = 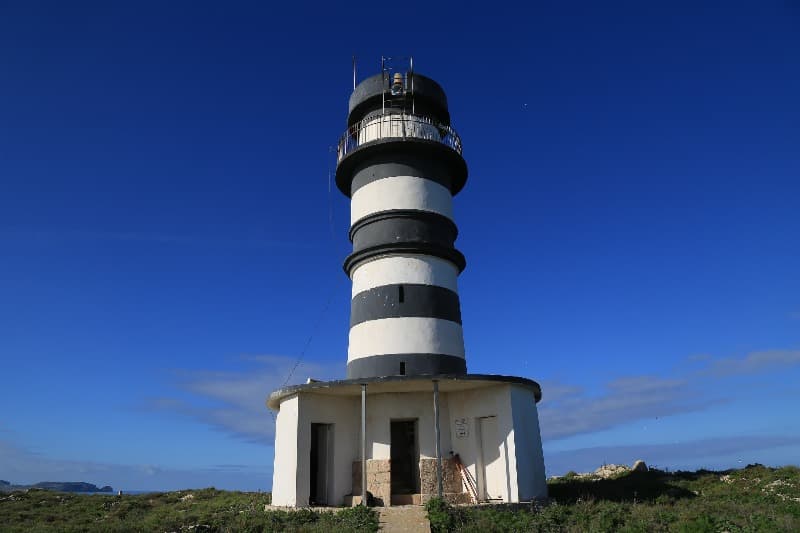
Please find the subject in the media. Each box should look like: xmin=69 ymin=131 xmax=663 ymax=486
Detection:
xmin=398 ymin=285 xmax=405 ymax=303
xmin=400 ymin=362 xmax=406 ymax=375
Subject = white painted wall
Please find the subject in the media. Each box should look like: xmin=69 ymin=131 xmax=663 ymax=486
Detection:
xmin=351 ymin=255 xmax=459 ymax=296
xmin=351 ymin=176 xmax=454 ymax=226
xmin=272 ymin=384 xmax=546 ymax=507
xmin=348 ymin=317 xmax=465 ymax=362
xmin=446 ymin=385 xmax=517 ymax=502
xmin=295 ymin=394 xmax=360 ymax=507
xmin=509 ymin=385 xmax=548 ymax=501
xmin=363 ymin=391 xmax=452 ymax=461
xmin=271 ymin=394 xmax=299 ymax=506
xmin=273 ymin=389 xmax=454 ymax=506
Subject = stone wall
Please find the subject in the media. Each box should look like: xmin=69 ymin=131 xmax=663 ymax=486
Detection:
xmin=352 ymin=460 xmax=391 ymax=506
xmin=419 ymin=458 xmax=462 ymax=494
xmin=352 ymin=457 xmax=465 ymax=506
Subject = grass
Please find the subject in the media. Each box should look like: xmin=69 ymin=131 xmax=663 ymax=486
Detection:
xmin=0 ymin=488 xmax=378 ymax=533
xmin=427 ymin=464 xmax=800 ymax=532
xmin=3 ymin=465 xmax=798 ymax=532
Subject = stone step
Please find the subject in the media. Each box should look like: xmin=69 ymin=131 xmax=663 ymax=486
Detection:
xmin=390 ymin=493 xmax=421 ymax=506
xmin=378 ymin=505 xmax=430 ymax=533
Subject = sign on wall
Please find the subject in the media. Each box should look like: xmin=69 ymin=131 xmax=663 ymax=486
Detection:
xmin=454 ymin=417 xmax=468 ymax=438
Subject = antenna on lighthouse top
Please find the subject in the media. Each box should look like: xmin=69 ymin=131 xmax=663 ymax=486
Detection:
xmin=352 ymin=55 xmax=357 ymax=90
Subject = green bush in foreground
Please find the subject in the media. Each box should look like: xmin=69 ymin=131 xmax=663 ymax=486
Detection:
xmin=426 ymin=496 xmax=456 ymax=532
xmin=0 ymin=489 xmax=379 ymax=532
xmin=425 ymin=465 xmax=800 ymax=532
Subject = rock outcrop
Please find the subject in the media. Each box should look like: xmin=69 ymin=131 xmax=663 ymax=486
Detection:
xmin=551 ymin=460 xmax=650 ymax=480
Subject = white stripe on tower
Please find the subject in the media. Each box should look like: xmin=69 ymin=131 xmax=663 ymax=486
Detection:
xmin=347 ymin=317 xmax=466 ymax=362
xmin=350 ymin=254 xmax=459 ymax=297
xmin=350 ymin=175 xmax=454 ymax=226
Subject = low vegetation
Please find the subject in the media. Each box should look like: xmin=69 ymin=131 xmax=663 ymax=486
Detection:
xmin=3 ymin=465 xmax=797 ymax=532
xmin=0 ymin=488 xmax=378 ymax=532
xmin=427 ymin=464 xmax=800 ymax=532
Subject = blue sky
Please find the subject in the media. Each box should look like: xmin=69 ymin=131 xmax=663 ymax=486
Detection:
xmin=1 ymin=1 xmax=799 ymax=491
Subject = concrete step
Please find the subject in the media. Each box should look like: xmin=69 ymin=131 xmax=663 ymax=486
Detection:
xmin=378 ymin=505 xmax=430 ymax=533
xmin=390 ymin=493 xmax=421 ymax=506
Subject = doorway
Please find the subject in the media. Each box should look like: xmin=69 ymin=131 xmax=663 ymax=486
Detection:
xmin=390 ymin=419 xmax=419 ymax=494
xmin=477 ymin=416 xmax=504 ymax=500
xmin=310 ymin=423 xmax=332 ymax=505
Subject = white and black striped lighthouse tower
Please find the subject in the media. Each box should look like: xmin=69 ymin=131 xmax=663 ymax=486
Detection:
xmin=336 ymin=69 xmax=469 ymax=380
xmin=268 ymin=62 xmax=547 ymax=508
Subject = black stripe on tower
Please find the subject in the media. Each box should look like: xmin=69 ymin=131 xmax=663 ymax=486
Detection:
xmin=338 ymin=141 xmax=467 ymax=198
xmin=344 ymin=210 xmax=466 ymax=276
xmin=347 ymin=353 xmax=466 ymax=380
xmin=349 ymin=210 xmax=457 ymax=244
xmin=350 ymin=284 xmax=462 ymax=327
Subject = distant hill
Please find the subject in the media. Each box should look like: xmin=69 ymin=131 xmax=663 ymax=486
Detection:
xmin=0 ymin=481 xmax=112 ymax=493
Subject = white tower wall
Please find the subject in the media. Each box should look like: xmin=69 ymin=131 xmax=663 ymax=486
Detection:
xmin=351 ymin=254 xmax=460 ymax=297
xmin=350 ymin=175 xmax=454 ymax=226
xmin=347 ymin=317 xmax=465 ymax=362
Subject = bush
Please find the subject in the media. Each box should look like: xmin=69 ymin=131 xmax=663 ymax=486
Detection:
xmin=2 ymin=467 xmax=798 ymax=532
xmin=335 ymin=505 xmax=380 ymax=531
xmin=426 ymin=497 xmax=456 ymax=532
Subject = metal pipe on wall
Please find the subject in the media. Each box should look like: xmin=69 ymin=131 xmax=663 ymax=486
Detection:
xmin=361 ymin=383 xmax=367 ymax=505
xmin=433 ymin=380 xmax=443 ymax=498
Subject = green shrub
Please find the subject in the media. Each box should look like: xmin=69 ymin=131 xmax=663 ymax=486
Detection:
xmin=426 ymin=497 xmax=456 ymax=532
xmin=2 ymin=467 xmax=799 ymax=532
xmin=334 ymin=505 xmax=380 ymax=531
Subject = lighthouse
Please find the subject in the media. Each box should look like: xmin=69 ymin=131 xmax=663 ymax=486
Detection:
xmin=339 ymin=69 xmax=467 ymax=380
xmin=268 ymin=61 xmax=547 ymax=507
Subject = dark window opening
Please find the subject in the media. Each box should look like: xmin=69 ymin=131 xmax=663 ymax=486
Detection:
xmin=400 ymin=362 xmax=406 ymax=375
xmin=398 ymin=285 xmax=405 ymax=303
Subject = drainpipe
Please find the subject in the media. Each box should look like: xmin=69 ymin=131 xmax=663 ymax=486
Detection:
xmin=433 ymin=380 xmax=443 ymax=498
xmin=361 ymin=383 xmax=367 ymax=506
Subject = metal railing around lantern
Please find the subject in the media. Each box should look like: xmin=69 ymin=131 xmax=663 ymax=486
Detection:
xmin=337 ymin=113 xmax=463 ymax=163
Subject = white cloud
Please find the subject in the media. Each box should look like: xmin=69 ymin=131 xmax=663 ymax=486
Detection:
xmin=147 ymin=355 xmax=341 ymax=444
xmin=538 ymin=348 xmax=800 ymax=442
xmin=538 ymin=375 xmax=709 ymax=440
xmin=148 ymin=348 xmax=799 ymax=457
xmin=704 ymin=350 xmax=800 ymax=377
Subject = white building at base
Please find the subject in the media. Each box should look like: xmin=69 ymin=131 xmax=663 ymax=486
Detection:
xmin=268 ymin=65 xmax=547 ymax=507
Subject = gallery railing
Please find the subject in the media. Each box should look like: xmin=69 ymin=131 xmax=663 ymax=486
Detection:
xmin=337 ymin=113 xmax=462 ymax=163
